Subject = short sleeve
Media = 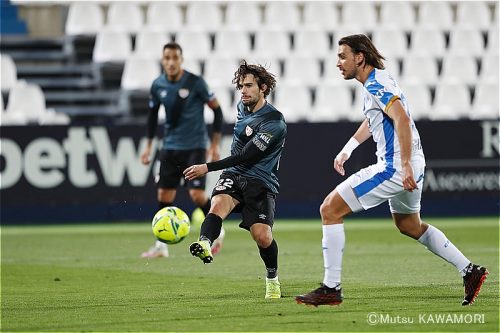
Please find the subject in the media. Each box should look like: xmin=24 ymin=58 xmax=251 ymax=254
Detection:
xmin=196 ymin=77 xmax=215 ymax=103
xmin=365 ymin=74 xmax=401 ymax=112
xmin=148 ymin=82 xmax=161 ymax=110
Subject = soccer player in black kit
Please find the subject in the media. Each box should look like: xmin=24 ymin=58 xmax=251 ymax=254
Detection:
xmin=183 ymin=61 xmax=287 ymax=299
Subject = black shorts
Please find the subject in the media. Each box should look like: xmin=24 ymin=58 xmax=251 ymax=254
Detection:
xmin=158 ymin=149 xmax=206 ymax=189
xmin=212 ymin=171 xmax=276 ymax=231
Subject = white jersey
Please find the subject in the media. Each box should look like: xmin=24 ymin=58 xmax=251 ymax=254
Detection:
xmin=362 ymin=68 xmax=425 ymax=169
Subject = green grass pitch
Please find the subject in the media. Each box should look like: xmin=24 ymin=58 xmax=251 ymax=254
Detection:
xmin=1 ymin=217 xmax=498 ymax=332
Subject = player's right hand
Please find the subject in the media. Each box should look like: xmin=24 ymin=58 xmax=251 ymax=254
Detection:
xmin=334 ymin=152 xmax=349 ymax=176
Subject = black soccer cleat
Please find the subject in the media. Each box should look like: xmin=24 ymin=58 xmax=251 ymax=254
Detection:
xmin=189 ymin=240 xmax=213 ymax=264
xmin=462 ymin=263 xmax=488 ymax=306
xmin=295 ymin=283 xmax=343 ymax=307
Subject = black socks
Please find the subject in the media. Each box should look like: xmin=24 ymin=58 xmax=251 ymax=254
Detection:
xmin=259 ymin=239 xmax=278 ymax=279
xmin=199 ymin=213 xmax=223 ymax=245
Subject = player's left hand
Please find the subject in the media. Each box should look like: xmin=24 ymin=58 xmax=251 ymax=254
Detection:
xmin=402 ymin=163 xmax=418 ymax=192
xmin=183 ymin=164 xmax=208 ymax=180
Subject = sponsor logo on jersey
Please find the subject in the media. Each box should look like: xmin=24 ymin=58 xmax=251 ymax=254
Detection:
xmin=245 ymin=125 xmax=253 ymax=136
xmin=178 ymin=89 xmax=190 ymax=99
xmin=160 ymin=90 xmax=167 ymax=98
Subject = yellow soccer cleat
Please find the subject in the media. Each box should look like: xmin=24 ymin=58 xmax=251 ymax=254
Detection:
xmin=189 ymin=240 xmax=213 ymax=264
xmin=265 ymin=277 xmax=281 ymax=299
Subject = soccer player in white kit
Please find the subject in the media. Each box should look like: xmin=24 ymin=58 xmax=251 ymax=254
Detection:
xmin=295 ymin=34 xmax=488 ymax=307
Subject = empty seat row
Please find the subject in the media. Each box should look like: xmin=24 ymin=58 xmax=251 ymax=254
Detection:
xmin=66 ymin=1 xmax=498 ymax=35
xmin=92 ymin=27 xmax=499 ymax=65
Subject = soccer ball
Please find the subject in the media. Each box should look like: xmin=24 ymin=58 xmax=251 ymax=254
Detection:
xmin=152 ymin=206 xmax=190 ymax=244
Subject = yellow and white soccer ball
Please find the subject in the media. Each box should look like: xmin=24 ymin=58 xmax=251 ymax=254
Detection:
xmin=152 ymin=206 xmax=190 ymax=244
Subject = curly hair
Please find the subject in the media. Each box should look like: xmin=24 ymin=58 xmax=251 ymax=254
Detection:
xmin=232 ymin=60 xmax=277 ymax=98
xmin=338 ymin=34 xmax=386 ymax=69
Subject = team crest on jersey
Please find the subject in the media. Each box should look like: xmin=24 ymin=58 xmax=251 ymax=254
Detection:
xmin=245 ymin=125 xmax=253 ymax=136
xmin=160 ymin=90 xmax=167 ymax=98
xmin=178 ymin=89 xmax=190 ymax=99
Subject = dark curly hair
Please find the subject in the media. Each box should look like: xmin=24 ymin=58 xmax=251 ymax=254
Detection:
xmin=338 ymin=34 xmax=385 ymax=69
xmin=232 ymin=60 xmax=277 ymax=98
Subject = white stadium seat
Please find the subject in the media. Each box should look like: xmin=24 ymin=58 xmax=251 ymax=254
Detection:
xmin=339 ymin=2 xmax=377 ymax=31
xmin=293 ymin=29 xmax=330 ymax=58
xmin=175 ymin=31 xmax=212 ymax=60
xmin=283 ymin=57 xmax=321 ymax=86
xmin=401 ymin=55 xmax=439 ymax=85
xmin=302 ymin=1 xmax=339 ymax=31
xmin=487 ymin=27 xmax=499 ymax=55
xmin=145 ymin=2 xmax=183 ymax=33
xmin=263 ymin=1 xmax=301 ymax=31
xmin=213 ymin=30 xmax=252 ymax=60
xmin=456 ymin=1 xmax=492 ymax=30
xmin=409 ymin=28 xmax=447 ymax=56
xmin=440 ymin=55 xmax=478 ymax=85
xmin=448 ymin=28 xmax=485 ymax=57
xmin=224 ymin=2 xmax=261 ymax=32
xmin=182 ymin=58 xmax=201 ymax=76
xmin=65 ymin=2 xmax=104 ymax=35
xmin=253 ymin=30 xmax=291 ymax=59
xmin=274 ymin=84 xmax=312 ymax=122
xmin=371 ymin=29 xmax=408 ymax=59
xmin=417 ymin=2 xmax=454 ymax=29
xmin=121 ymin=57 xmax=161 ymax=90
xmin=133 ymin=31 xmax=170 ymax=60
xmin=480 ymin=54 xmax=499 ymax=83
xmin=93 ymin=31 xmax=132 ymax=63
xmin=203 ymin=57 xmax=240 ymax=89
xmin=185 ymin=1 xmax=223 ymax=32
xmin=432 ymin=82 xmax=471 ymax=120
xmin=105 ymin=3 xmax=143 ymax=34
xmin=378 ymin=2 xmax=416 ymax=30
xmin=399 ymin=83 xmax=433 ymax=120
xmin=471 ymin=82 xmax=500 ymax=119
xmin=312 ymin=83 xmax=353 ymax=122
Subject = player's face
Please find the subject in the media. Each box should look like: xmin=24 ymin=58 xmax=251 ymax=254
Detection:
xmin=238 ymin=74 xmax=263 ymax=107
xmin=336 ymin=44 xmax=359 ymax=80
xmin=162 ymin=48 xmax=183 ymax=79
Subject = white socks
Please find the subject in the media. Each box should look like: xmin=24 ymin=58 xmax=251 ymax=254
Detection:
xmin=418 ymin=225 xmax=470 ymax=275
xmin=155 ymin=240 xmax=168 ymax=250
xmin=322 ymin=224 xmax=345 ymax=288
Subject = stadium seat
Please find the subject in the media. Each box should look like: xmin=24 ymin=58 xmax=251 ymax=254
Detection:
xmin=432 ymin=82 xmax=471 ymax=120
xmin=400 ymin=55 xmax=439 ymax=85
xmin=371 ymin=29 xmax=408 ymax=59
xmin=471 ymin=82 xmax=500 ymax=119
xmin=312 ymin=83 xmax=353 ymax=122
xmin=384 ymin=58 xmax=401 ymax=77
xmin=416 ymin=1 xmax=454 ymax=29
xmin=213 ymin=30 xmax=252 ymax=60
xmin=253 ymin=30 xmax=291 ymax=59
xmin=448 ymin=28 xmax=485 ymax=57
xmin=322 ymin=57 xmax=357 ymax=87
xmin=245 ymin=57 xmax=282 ymax=80
xmin=440 ymin=55 xmax=478 ymax=84
xmin=399 ymin=83 xmax=433 ymax=120
xmin=133 ymin=31 xmax=170 ymax=59
xmin=65 ymin=2 xmax=104 ymax=35
xmin=182 ymin=58 xmax=201 ymax=76
xmin=206 ymin=86 xmax=234 ymax=124
xmin=175 ymin=31 xmax=212 ymax=60
xmin=409 ymin=28 xmax=447 ymax=56
xmin=293 ymin=29 xmax=330 ymax=58
xmin=185 ymin=1 xmax=223 ymax=32
xmin=351 ymin=86 xmax=367 ymax=122
xmin=93 ymin=31 xmax=132 ymax=63
xmin=378 ymin=2 xmax=416 ymax=30
xmin=263 ymin=2 xmax=301 ymax=31
xmin=302 ymin=1 xmax=339 ymax=31
xmin=283 ymin=56 xmax=321 ymax=86
xmin=105 ymin=3 xmax=143 ymax=34
xmin=487 ymin=27 xmax=499 ymax=55
xmin=203 ymin=57 xmax=240 ymax=89
xmin=145 ymin=2 xmax=183 ymax=33
xmin=455 ymin=1 xmax=492 ymax=30
xmin=121 ymin=57 xmax=161 ymax=91
xmin=6 ymin=82 xmax=69 ymax=124
xmin=480 ymin=54 xmax=499 ymax=83
xmin=274 ymin=84 xmax=312 ymax=122
xmin=339 ymin=2 xmax=377 ymax=31
xmin=1 ymin=54 xmax=17 ymax=92
xmin=224 ymin=2 xmax=261 ymax=32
